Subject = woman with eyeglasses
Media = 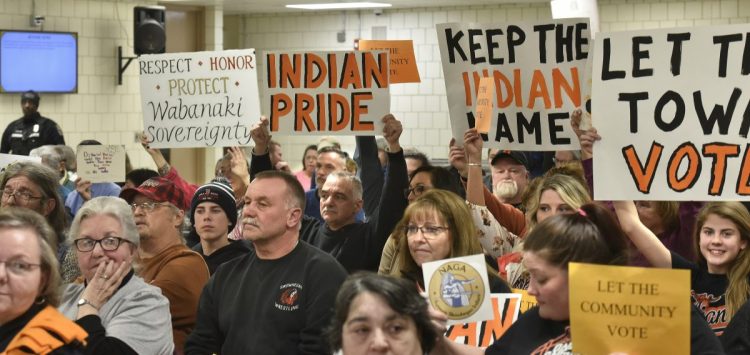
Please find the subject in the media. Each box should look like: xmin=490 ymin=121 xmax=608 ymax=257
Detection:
xmin=58 ymin=196 xmax=174 ymax=355
xmin=393 ymin=189 xmax=511 ymax=294
xmin=0 ymin=208 xmax=88 ymax=354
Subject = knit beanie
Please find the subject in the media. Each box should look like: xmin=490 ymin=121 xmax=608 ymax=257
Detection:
xmin=190 ymin=180 xmax=237 ymax=232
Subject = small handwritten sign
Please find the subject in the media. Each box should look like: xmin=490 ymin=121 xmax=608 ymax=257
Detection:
xmin=76 ymin=145 xmax=126 ymax=183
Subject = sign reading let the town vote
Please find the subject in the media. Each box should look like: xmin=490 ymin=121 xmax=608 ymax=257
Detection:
xmin=138 ymin=49 xmax=261 ymax=148
xmin=594 ymin=24 xmax=750 ymax=201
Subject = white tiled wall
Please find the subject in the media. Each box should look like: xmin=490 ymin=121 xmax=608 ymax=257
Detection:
xmin=230 ymin=0 xmax=750 ymax=172
xmin=0 ymin=0 xmax=158 ymax=170
xmin=1 ymin=0 xmax=748 ymax=178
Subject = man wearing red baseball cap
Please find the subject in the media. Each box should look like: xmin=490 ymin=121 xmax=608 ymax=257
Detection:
xmin=120 ymin=177 xmax=209 ymax=354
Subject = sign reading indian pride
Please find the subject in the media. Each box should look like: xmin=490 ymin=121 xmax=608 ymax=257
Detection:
xmin=437 ymin=19 xmax=590 ymax=150
xmin=138 ymin=49 xmax=261 ymax=148
xmin=259 ymin=50 xmax=390 ymax=136
xmin=593 ymin=24 xmax=750 ymax=200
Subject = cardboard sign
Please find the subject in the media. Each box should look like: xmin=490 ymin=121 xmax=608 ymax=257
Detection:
xmin=475 ymin=77 xmax=495 ymax=133
xmin=358 ymin=40 xmax=420 ymax=83
xmin=569 ymin=263 xmax=690 ymax=355
xmin=593 ymin=24 xmax=750 ymax=200
xmin=422 ymin=254 xmax=493 ymax=325
xmin=76 ymin=145 xmax=126 ymax=183
xmin=437 ymin=20 xmax=590 ymax=150
xmin=138 ymin=49 xmax=261 ymax=148
xmin=260 ymin=50 xmax=390 ymax=136
xmin=512 ymin=288 xmax=538 ymax=313
xmin=445 ymin=293 xmax=521 ymax=346
xmin=0 ymin=154 xmax=40 ymax=172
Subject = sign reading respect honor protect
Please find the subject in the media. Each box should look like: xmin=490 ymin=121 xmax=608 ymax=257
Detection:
xmin=569 ymin=263 xmax=689 ymax=355
xmin=260 ymin=50 xmax=390 ymax=136
xmin=594 ymin=24 xmax=750 ymax=200
xmin=423 ymin=254 xmax=493 ymax=325
xmin=138 ymin=49 xmax=261 ymax=148
xmin=437 ymin=19 xmax=589 ymax=150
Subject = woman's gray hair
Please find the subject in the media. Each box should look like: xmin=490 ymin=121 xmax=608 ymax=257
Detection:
xmin=69 ymin=196 xmax=140 ymax=247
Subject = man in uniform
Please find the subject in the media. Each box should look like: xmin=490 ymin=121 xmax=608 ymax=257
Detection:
xmin=1 ymin=91 xmax=65 ymax=155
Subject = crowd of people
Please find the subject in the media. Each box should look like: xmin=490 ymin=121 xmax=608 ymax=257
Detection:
xmin=1 ymin=89 xmax=750 ymax=355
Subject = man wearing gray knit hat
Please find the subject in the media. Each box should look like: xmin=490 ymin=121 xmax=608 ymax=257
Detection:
xmin=190 ymin=179 xmax=250 ymax=274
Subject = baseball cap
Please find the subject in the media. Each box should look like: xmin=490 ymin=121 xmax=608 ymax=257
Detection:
xmin=491 ymin=150 xmax=529 ymax=170
xmin=21 ymin=90 xmax=40 ymax=106
xmin=119 ymin=177 xmax=189 ymax=211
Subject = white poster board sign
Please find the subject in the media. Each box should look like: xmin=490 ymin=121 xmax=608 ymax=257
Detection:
xmin=437 ymin=20 xmax=590 ymax=150
xmin=139 ymin=49 xmax=261 ymax=148
xmin=445 ymin=293 xmax=522 ymax=347
xmin=593 ymin=24 xmax=750 ymax=200
xmin=259 ymin=50 xmax=389 ymax=135
xmin=76 ymin=145 xmax=126 ymax=183
xmin=423 ymin=254 xmax=493 ymax=325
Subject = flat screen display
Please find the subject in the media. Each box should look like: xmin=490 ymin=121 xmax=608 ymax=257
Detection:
xmin=0 ymin=31 xmax=78 ymax=93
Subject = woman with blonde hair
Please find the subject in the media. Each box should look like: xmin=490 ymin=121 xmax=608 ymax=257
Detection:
xmin=395 ymin=189 xmax=510 ymax=293
xmin=615 ymin=200 xmax=750 ymax=335
xmin=499 ymin=172 xmax=592 ymax=289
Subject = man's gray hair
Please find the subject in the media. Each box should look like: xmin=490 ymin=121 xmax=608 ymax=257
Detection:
xmin=326 ymin=171 xmax=363 ymax=200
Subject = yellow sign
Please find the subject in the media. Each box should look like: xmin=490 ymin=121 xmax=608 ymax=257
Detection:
xmin=474 ymin=77 xmax=494 ymax=134
xmin=512 ymin=288 xmax=537 ymax=313
xmin=569 ymin=263 xmax=690 ymax=355
xmin=358 ymin=40 xmax=420 ymax=83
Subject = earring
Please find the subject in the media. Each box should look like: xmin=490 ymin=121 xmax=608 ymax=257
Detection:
xmin=35 ymin=296 xmax=46 ymax=305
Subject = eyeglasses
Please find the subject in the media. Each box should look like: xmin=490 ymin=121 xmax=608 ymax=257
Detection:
xmin=0 ymin=189 xmax=43 ymax=203
xmin=404 ymin=185 xmax=429 ymax=199
xmin=130 ymin=201 xmax=169 ymax=212
xmin=405 ymin=225 xmax=449 ymax=238
xmin=74 ymin=237 xmax=131 ymax=252
xmin=0 ymin=259 xmax=41 ymax=275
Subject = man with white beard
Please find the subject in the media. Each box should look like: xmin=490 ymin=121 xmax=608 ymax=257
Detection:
xmin=488 ymin=149 xmax=530 ymax=210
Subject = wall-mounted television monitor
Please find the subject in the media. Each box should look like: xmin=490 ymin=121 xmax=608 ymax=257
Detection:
xmin=0 ymin=31 xmax=78 ymax=93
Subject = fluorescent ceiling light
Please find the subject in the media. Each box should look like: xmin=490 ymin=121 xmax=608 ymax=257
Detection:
xmin=286 ymin=2 xmax=392 ymax=10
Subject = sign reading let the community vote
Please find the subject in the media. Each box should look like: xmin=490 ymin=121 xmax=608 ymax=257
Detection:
xmin=138 ymin=49 xmax=261 ymax=148
xmin=259 ymin=50 xmax=390 ymax=136
xmin=437 ymin=19 xmax=589 ymax=150
xmin=594 ymin=24 xmax=750 ymax=201
xmin=569 ymin=263 xmax=690 ymax=355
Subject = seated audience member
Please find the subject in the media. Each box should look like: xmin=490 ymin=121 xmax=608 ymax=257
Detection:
xmin=431 ymin=203 xmax=723 ymax=355
xmin=553 ymin=149 xmax=581 ymax=168
xmin=616 ymin=200 xmax=750 ymax=336
xmin=393 ymin=189 xmax=510 ymax=294
xmin=295 ymin=144 xmax=317 ymax=191
xmin=403 ymin=148 xmax=431 ymax=178
xmin=0 ymin=162 xmax=72 ymax=276
xmin=189 ymin=179 xmax=251 ymax=274
xmin=723 ymin=300 xmax=750 ymax=354
xmin=185 ymin=171 xmax=347 ymax=354
xmin=65 ymin=140 xmax=122 ymax=220
xmin=123 ymin=168 xmax=158 ymax=190
xmin=59 ymin=144 xmax=78 ymax=191
xmin=498 ymin=172 xmax=591 ymax=289
xmin=327 ymin=272 xmax=437 ymax=354
xmin=268 ymin=139 xmax=291 ymax=172
xmin=571 ymin=108 xmax=701 ymax=265
xmin=488 ymin=149 xmax=530 ymax=210
xmin=120 ymin=177 xmax=209 ymax=354
xmin=58 ymin=197 xmax=174 ymax=354
xmin=29 ymin=145 xmax=73 ymax=201
xmin=0 ymin=208 xmax=87 ymax=354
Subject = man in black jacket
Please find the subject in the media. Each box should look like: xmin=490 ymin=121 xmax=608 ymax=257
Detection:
xmin=1 ymin=91 xmax=65 ymax=155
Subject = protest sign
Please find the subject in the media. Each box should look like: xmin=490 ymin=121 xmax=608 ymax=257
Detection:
xmin=423 ymin=254 xmax=493 ymax=325
xmin=593 ymin=24 xmax=750 ymax=200
xmin=358 ymin=40 xmax=420 ymax=83
xmin=445 ymin=293 xmax=521 ymax=347
xmin=139 ymin=49 xmax=261 ymax=148
xmin=569 ymin=263 xmax=690 ymax=355
xmin=437 ymin=19 xmax=590 ymax=150
xmin=260 ymin=50 xmax=389 ymax=136
xmin=475 ymin=77 xmax=495 ymax=133
xmin=512 ymin=288 xmax=538 ymax=314
xmin=76 ymin=145 xmax=126 ymax=183
xmin=0 ymin=154 xmax=40 ymax=172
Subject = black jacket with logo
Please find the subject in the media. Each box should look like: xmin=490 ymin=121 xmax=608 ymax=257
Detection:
xmin=1 ymin=113 xmax=65 ymax=155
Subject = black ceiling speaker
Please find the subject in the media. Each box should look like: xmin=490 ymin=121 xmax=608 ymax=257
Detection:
xmin=134 ymin=6 xmax=166 ymax=55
